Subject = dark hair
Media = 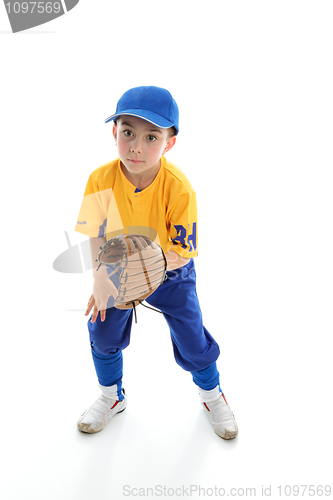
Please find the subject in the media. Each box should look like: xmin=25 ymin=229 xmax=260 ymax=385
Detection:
xmin=168 ymin=126 xmax=178 ymax=137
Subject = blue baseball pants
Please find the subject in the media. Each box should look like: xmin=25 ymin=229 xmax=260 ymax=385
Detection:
xmin=88 ymin=259 xmax=221 ymax=400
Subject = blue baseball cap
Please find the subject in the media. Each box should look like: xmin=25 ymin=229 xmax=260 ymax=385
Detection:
xmin=105 ymin=86 xmax=179 ymax=134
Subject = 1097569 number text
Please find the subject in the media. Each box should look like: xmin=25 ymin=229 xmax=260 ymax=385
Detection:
xmin=5 ymin=2 xmax=61 ymax=14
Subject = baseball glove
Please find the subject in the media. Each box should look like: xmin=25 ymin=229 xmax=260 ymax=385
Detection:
xmin=96 ymin=234 xmax=167 ymax=313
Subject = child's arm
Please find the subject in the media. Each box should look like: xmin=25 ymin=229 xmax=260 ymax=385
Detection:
xmin=165 ymin=249 xmax=190 ymax=271
xmin=85 ymin=242 xmax=188 ymax=321
xmin=85 ymin=236 xmax=118 ymax=323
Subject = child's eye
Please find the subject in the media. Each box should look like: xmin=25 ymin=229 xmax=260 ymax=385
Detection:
xmin=124 ymin=130 xmax=133 ymax=137
xmin=147 ymin=135 xmax=157 ymax=142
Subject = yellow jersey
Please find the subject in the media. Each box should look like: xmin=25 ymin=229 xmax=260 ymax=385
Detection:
xmin=75 ymin=155 xmax=198 ymax=259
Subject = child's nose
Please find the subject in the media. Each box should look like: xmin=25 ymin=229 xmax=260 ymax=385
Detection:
xmin=130 ymin=139 xmax=142 ymax=154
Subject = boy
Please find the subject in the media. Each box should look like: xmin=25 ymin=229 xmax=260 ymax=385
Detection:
xmin=75 ymin=86 xmax=238 ymax=439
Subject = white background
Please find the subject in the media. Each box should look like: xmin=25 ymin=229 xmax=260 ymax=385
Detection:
xmin=1 ymin=1 xmax=332 ymax=499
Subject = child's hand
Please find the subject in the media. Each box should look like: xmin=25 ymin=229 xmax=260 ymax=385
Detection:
xmin=85 ymin=278 xmax=118 ymax=323
xmin=85 ymin=294 xmax=98 ymax=320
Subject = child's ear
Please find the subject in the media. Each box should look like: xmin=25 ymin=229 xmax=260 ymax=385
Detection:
xmin=112 ymin=123 xmax=118 ymax=144
xmin=163 ymin=135 xmax=177 ymax=154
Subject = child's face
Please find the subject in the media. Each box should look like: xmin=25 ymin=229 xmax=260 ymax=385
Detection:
xmin=113 ymin=115 xmax=176 ymax=177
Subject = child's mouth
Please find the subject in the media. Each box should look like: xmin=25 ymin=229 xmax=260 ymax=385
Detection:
xmin=128 ymin=159 xmax=144 ymax=164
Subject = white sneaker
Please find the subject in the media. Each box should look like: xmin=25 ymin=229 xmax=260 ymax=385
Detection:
xmin=202 ymin=393 xmax=238 ymax=440
xmin=77 ymin=390 xmax=127 ymax=434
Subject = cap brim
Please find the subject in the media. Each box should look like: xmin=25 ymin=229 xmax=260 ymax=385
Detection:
xmin=105 ymin=109 xmax=175 ymax=130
